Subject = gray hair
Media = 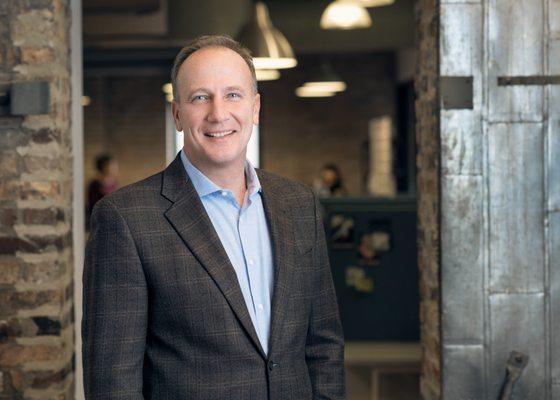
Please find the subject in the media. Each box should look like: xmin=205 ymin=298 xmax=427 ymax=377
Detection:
xmin=171 ymin=35 xmax=258 ymax=101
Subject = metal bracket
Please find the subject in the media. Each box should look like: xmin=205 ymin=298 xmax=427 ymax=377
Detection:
xmin=0 ymin=81 xmax=51 ymax=116
xmin=498 ymin=351 xmax=529 ymax=400
xmin=498 ymin=75 xmax=560 ymax=86
xmin=440 ymin=76 xmax=473 ymax=110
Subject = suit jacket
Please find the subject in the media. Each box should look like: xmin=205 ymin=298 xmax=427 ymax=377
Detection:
xmin=82 ymin=154 xmax=345 ymax=400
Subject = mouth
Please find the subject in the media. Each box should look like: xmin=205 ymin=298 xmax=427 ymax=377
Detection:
xmin=204 ymin=130 xmax=235 ymax=138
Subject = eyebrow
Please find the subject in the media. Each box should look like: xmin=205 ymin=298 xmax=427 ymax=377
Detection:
xmin=187 ymin=86 xmax=247 ymax=97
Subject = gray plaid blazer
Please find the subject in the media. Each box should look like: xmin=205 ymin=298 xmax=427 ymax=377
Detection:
xmin=82 ymin=154 xmax=345 ymax=399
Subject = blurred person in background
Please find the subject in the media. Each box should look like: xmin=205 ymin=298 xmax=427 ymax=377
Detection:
xmin=313 ymin=163 xmax=347 ymax=197
xmin=86 ymin=154 xmax=119 ymax=229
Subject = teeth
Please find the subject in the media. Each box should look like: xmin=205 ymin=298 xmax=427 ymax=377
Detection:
xmin=206 ymin=130 xmax=234 ymax=138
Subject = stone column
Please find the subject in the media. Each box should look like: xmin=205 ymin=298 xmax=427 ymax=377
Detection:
xmin=0 ymin=0 xmax=74 ymax=398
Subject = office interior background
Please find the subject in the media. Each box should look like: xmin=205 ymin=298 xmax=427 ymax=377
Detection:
xmin=0 ymin=0 xmax=558 ymax=399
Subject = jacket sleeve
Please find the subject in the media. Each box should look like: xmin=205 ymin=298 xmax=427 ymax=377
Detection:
xmin=305 ymin=193 xmax=346 ymax=399
xmin=82 ymin=198 xmax=148 ymax=399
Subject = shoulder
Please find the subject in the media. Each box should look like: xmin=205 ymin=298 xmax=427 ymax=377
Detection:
xmin=257 ymin=169 xmax=314 ymax=198
xmin=256 ymin=169 xmax=317 ymax=212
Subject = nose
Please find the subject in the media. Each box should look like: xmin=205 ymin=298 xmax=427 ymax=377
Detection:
xmin=206 ymin=98 xmax=229 ymax=123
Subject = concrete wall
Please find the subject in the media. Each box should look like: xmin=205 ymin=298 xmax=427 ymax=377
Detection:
xmin=0 ymin=0 xmax=75 ymax=397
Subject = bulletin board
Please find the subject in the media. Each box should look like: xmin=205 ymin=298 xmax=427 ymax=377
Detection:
xmin=320 ymin=197 xmax=419 ymax=341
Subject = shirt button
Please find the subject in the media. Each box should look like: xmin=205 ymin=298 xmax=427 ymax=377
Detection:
xmin=257 ymin=304 xmax=264 ymax=311
xmin=248 ymin=259 xmax=254 ymax=265
xmin=221 ymin=191 xmax=227 ymax=196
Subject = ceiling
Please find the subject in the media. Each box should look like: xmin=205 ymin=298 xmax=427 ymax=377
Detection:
xmin=83 ymin=0 xmax=415 ymax=74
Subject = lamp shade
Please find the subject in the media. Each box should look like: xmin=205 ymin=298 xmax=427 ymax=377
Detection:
xmin=320 ymin=0 xmax=372 ymax=30
xmin=359 ymin=0 xmax=394 ymax=7
xmin=303 ymin=62 xmax=347 ymax=92
xmin=238 ymin=2 xmax=297 ymax=70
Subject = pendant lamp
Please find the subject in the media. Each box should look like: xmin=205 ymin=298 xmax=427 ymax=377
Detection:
xmin=320 ymin=0 xmax=372 ymax=30
xmin=238 ymin=2 xmax=297 ymax=70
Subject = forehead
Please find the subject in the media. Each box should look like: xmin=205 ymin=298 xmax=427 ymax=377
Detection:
xmin=178 ymin=46 xmax=253 ymax=90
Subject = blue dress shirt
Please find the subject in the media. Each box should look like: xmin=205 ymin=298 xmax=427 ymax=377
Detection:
xmin=180 ymin=150 xmax=274 ymax=354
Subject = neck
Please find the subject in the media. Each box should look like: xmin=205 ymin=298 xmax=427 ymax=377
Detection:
xmin=185 ymin=151 xmax=247 ymax=205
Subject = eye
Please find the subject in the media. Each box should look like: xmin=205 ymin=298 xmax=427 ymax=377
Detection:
xmin=191 ymin=94 xmax=208 ymax=103
xmin=227 ymin=92 xmax=241 ymax=99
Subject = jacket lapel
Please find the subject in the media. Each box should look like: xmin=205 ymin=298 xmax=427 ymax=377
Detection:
xmin=258 ymin=171 xmax=295 ymax=356
xmin=161 ymin=154 xmax=266 ymax=358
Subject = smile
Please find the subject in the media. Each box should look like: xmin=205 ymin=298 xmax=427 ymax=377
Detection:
xmin=204 ymin=130 xmax=235 ymax=138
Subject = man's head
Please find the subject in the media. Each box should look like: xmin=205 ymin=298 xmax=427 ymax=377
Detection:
xmin=171 ymin=35 xmax=258 ymax=102
xmin=171 ymin=35 xmax=261 ymax=174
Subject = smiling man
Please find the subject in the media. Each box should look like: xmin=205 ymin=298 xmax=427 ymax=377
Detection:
xmin=82 ymin=35 xmax=345 ymax=400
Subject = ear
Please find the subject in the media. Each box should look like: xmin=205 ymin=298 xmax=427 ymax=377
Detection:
xmin=172 ymin=100 xmax=183 ymax=132
xmin=252 ymin=93 xmax=261 ymax=125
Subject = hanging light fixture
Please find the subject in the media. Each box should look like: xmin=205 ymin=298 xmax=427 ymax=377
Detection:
xmin=302 ymin=62 xmax=347 ymax=93
xmin=238 ymin=2 xmax=297 ymax=70
xmin=295 ymin=86 xmax=337 ymax=98
xmin=359 ymin=0 xmax=394 ymax=7
xmin=256 ymin=69 xmax=281 ymax=81
xmin=320 ymin=0 xmax=372 ymax=30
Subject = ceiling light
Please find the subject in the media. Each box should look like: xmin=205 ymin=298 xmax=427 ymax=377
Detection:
xmin=256 ymin=69 xmax=281 ymax=81
xmin=81 ymin=96 xmax=91 ymax=106
xmin=359 ymin=0 xmax=394 ymax=7
xmin=304 ymin=81 xmax=347 ymax=92
xmin=303 ymin=62 xmax=347 ymax=92
xmin=165 ymin=94 xmax=174 ymax=103
xmin=295 ymin=86 xmax=336 ymax=98
xmin=162 ymin=83 xmax=172 ymax=95
xmin=320 ymin=0 xmax=372 ymax=30
xmin=238 ymin=2 xmax=297 ymax=70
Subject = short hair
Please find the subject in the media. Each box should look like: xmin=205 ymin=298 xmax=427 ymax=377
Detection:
xmin=171 ymin=35 xmax=258 ymax=102
xmin=95 ymin=154 xmax=113 ymax=173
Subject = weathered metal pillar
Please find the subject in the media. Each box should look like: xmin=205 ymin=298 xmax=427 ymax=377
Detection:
xmin=439 ymin=0 xmax=560 ymax=399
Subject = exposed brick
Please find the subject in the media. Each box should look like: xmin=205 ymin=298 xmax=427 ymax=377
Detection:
xmin=0 ymin=153 xmax=18 ymax=177
xmin=22 ymin=260 xmax=66 ymax=285
xmin=0 ymin=180 xmax=20 ymax=202
xmin=31 ymin=317 xmax=60 ymax=336
xmin=19 ymin=180 xmax=60 ymax=201
xmin=0 ymin=343 xmax=63 ymax=367
xmin=22 ymin=156 xmax=61 ymax=174
xmin=30 ymin=129 xmax=56 ymax=144
xmin=0 ymin=237 xmax=38 ymax=255
xmin=415 ymin=0 xmax=441 ymax=399
xmin=0 ymin=289 xmax=64 ymax=315
xmin=21 ymin=208 xmax=60 ymax=225
xmin=0 ymin=208 xmax=17 ymax=228
xmin=0 ymin=259 xmax=20 ymax=285
xmin=20 ymin=47 xmax=53 ymax=65
xmin=30 ymin=361 xmax=71 ymax=389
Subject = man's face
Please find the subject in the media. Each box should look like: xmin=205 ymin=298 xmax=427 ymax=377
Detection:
xmin=172 ymin=46 xmax=260 ymax=172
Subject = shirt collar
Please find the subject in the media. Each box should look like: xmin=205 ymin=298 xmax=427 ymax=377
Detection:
xmin=180 ymin=149 xmax=262 ymax=198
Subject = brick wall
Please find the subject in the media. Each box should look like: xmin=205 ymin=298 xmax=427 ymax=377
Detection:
xmin=84 ymin=76 xmax=167 ymax=191
xmin=0 ymin=0 xmax=74 ymax=398
xmin=260 ymin=53 xmax=396 ymax=194
xmin=414 ymin=0 xmax=441 ymax=398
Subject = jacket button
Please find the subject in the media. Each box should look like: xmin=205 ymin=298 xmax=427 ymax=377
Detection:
xmin=268 ymin=360 xmax=278 ymax=371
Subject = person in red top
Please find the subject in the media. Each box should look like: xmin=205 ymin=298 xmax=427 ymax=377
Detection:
xmin=86 ymin=154 xmax=119 ymax=229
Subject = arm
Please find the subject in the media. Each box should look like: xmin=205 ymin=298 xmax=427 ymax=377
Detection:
xmin=82 ymin=198 xmax=148 ymax=399
xmin=305 ymin=193 xmax=346 ymax=399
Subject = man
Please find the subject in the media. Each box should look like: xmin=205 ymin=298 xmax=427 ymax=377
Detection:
xmin=82 ymin=35 xmax=345 ymax=400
